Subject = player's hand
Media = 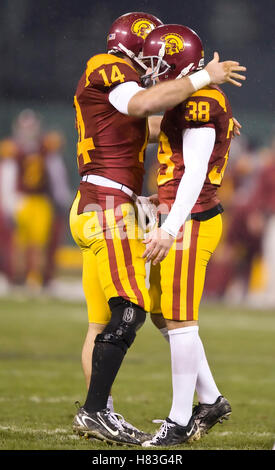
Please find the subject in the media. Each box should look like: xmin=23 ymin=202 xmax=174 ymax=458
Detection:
xmin=206 ymin=51 xmax=246 ymax=87
xmin=148 ymin=193 xmax=159 ymax=206
xmin=232 ymin=117 xmax=242 ymax=138
xmin=142 ymin=227 xmax=175 ymax=265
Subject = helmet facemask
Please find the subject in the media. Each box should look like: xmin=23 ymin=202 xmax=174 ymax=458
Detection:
xmin=141 ymin=47 xmax=204 ymax=86
xmin=141 ymin=24 xmax=205 ymax=86
xmin=141 ymin=43 xmax=171 ymax=86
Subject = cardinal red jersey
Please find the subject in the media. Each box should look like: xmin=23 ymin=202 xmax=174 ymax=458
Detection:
xmin=16 ymin=147 xmax=49 ymax=194
xmin=157 ymin=85 xmax=233 ymax=213
xmin=74 ymin=53 xmax=148 ymax=210
xmin=0 ymin=138 xmax=49 ymax=195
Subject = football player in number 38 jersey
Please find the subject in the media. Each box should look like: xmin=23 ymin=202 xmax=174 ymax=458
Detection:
xmin=142 ymin=25 xmax=239 ymax=447
xmin=70 ymin=12 xmax=246 ymax=445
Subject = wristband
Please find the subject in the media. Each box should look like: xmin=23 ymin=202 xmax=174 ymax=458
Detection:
xmin=188 ymin=70 xmax=211 ymax=91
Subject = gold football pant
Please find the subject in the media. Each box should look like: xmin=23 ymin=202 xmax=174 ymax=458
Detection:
xmin=70 ymin=191 xmax=150 ymax=324
xmin=150 ymin=214 xmax=223 ymax=321
xmin=14 ymin=194 xmax=53 ymax=247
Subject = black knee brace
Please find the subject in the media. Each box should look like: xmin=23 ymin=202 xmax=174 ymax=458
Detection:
xmin=95 ymin=297 xmax=146 ymax=353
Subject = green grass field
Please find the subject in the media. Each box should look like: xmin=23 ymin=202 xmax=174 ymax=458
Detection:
xmin=0 ymin=294 xmax=274 ymax=451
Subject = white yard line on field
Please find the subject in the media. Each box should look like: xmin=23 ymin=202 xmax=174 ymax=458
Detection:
xmin=0 ymin=424 xmax=78 ymax=438
xmin=0 ymin=395 xmax=77 ymax=403
xmin=0 ymin=424 xmax=273 ymax=439
xmin=212 ymin=431 xmax=274 ymax=438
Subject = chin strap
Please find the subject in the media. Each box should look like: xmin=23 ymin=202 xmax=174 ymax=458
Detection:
xmin=108 ymin=42 xmax=148 ymax=72
xmin=176 ymin=57 xmax=205 ymax=80
xmin=176 ymin=62 xmax=195 ymax=79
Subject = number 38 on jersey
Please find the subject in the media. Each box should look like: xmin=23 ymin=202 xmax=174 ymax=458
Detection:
xmin=157 ymin=90 xmax=234 ymax=188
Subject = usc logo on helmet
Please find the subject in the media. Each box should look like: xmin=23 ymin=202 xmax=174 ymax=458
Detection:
xmin=161 ymin=33 xmax=185 ymax=55
xmin=131 ymin=19 xmax=156 ymax=39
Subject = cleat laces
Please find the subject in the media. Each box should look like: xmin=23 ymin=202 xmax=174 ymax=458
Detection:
xmin=107 ymin=410 xmax=125 ymax=432
xmin=114 ymin=412 xmax=138 ymax=433
xmin=150 ymin=419 xmax=175 ymax=443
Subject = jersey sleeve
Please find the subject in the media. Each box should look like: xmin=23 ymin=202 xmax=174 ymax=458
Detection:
xmin=0 ymin=138 xmax=18 ymax=160
xmin=85 ymin=53 xmax=141 ymax=93
xmin=108 ymin=81 xmax=143 ymax=114
xmin=179 ymin=86 xmax=229 ymax=131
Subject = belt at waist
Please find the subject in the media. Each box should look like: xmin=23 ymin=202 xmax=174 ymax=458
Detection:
xmin=191 ymin=203 xmax=224 ymax=221
xmin=158 ymin=203 xmax=224 ymax=226
xmin=82 ymin=174 xmax=136 ymax=200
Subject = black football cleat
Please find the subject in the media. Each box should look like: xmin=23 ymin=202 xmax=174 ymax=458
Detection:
xmin=192 ymin=395 xmax=232 ymax=436
xmin=73 ymin=406 xmax=140 ymax=446
xmin=142 ymin=416 xmax=200 ymax=448
xmin=113 ymin=412 xmax=152 ymax=443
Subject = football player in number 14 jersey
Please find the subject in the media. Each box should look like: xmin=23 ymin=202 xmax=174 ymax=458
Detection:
xmin=70 ymin=12 xmax=246 ymax=445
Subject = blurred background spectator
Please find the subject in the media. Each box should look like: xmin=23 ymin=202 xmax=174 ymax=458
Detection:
xmin=0 ymin=109 xmax=71 ymax=294
xmin=0 ymin=0 xmax=274 ymax=305
xmin=202 ymin=133 xmax=275 ymax=307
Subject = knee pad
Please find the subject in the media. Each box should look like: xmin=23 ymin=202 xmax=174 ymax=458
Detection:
xmin=95 ymin=297 xmax=146 ymax=353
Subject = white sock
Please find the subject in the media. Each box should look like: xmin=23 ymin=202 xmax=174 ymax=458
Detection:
xmin=160 ymin=326 xmax=220 ymax=405
xmin=107 ymin=395 xmax=114 ymax=412
xmin=168 ymin=326 xmax=200 ymax=427
xmin=196 ymin=337 xmax=221 ymax=404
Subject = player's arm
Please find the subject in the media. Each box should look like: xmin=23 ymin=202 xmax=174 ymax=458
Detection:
xmin=161 ymin=128 xmax=215 ymax=237
xmin=0 ymin=157 xmax=18 ymax=219
xmin=45 ymin=154 xmax=72 ymax=211
xmin=108 ymin=81 xmax=161 ymax=143
xmin=148 ymin=115 xmax=162 ymax=143
xmin=128 ymin=52 xmax=246 ymax=117
xmin=143 ymin=127 xmax=215 ymax=265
